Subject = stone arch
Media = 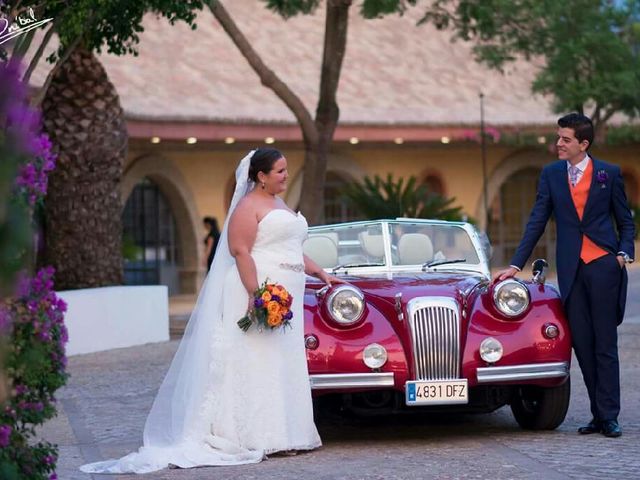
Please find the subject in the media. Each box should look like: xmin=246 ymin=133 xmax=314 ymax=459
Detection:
xmin=123 ymin=154 xmax=202 ymax=293
xmin=476 ymin=148 xmax=549 ymax=231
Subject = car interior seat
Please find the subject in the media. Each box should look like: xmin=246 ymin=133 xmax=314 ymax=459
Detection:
xmin=303 ymin=235 xmax=339 ymax=269
xmin=397 ymin=233 xmax=434 ymax=265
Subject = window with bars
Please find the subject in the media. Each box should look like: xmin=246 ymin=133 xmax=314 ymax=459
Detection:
xmin=122 ymin=178 xmax=180 ymax=292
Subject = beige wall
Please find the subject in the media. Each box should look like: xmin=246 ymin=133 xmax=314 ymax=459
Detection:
xmin=123 ymin=140 xmax=639 ymax=293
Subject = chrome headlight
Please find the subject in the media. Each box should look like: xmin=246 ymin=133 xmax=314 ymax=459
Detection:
xmin=326 ymin=285 xmax=365 ymax=325
xmin=493 ymin=279 xmax=530 ymax=317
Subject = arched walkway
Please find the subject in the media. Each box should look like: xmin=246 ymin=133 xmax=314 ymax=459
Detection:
xmin=286 ymin=154 xmax=367 ymax=223
xmin=482 ymin=149 xmax=556 ymax=267
xmin=123 ymin=154 xmax=202 ymax=294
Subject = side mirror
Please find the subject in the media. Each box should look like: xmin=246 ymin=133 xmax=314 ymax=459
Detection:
xmin=531 ymin=258 xmax=548 ymax=285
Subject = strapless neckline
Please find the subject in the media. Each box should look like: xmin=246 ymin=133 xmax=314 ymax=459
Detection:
xmin=259 ymin=209 xmax=301 ymax=224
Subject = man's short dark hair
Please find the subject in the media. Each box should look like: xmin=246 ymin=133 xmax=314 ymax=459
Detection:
xmin=557 ymin=113 xmax=594 ymax=149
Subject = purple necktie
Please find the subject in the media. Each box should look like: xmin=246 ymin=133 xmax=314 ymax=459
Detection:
xmin=569 ymin=165 xmax=580 ymax=187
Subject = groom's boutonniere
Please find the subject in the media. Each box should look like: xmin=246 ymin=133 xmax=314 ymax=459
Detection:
xmin=596 ymin=170 xmax=608 ymax=189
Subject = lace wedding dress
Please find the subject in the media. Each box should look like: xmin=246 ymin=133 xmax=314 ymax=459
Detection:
xmin=80 ymin=154 xmax=321 ymax=474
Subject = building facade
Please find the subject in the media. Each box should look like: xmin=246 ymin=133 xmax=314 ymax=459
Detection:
xmin=30 ymin=2 xmax=639 ymax=294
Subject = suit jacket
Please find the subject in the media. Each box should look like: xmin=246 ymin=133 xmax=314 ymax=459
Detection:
xmin=511 ymin=157 xmax=636 ymax=324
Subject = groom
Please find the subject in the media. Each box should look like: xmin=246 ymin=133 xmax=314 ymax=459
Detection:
xmin=495 ymin=113 xmax=635 ymax=438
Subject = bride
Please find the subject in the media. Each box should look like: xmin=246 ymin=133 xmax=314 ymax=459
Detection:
xmin=81 ymin=148 xmax=340 ymax=474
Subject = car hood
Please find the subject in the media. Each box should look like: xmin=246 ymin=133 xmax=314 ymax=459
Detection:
xmin=309 ymin=271 xmax=487 ymax=308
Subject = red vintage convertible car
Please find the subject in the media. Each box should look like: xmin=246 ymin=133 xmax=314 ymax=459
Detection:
xmin=302 ymin=219 xmax=571 ymax=430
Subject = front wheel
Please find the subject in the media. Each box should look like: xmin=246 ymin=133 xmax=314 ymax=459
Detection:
xmin=510 ymin=378 xmax=570 ymax=430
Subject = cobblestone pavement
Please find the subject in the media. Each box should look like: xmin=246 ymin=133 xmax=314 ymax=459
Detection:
xmin=40 ymin=267 xmax=640 ymax=480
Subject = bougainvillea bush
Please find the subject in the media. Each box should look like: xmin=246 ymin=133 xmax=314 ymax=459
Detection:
xmin=0 ymin=270 xmax=68 ymax=480
xmin=1 ymin=60 xmax=68 ymax=480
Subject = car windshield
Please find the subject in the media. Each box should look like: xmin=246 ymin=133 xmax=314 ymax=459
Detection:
xmin=303 ymin=220 xmax=481 ymax=271
xmin=386 ymin=221 xmax=480 ymax=267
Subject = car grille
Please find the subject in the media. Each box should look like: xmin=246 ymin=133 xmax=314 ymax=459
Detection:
xmin=407 ymin=297 xmax=460 ymax=380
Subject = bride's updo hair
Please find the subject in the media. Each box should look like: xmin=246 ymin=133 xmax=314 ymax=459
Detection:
xmin=248 ymin=148 xmax=283 ymax=182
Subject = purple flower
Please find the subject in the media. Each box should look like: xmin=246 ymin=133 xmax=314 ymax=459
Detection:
xmin=14 ymin=384 xmax=28 ymax=396
xmin=270 ymin=294 xmax=281 ymax=303
xmin=596 ymin=169 xmax=608 ymax=188
xmin=49 ymin=474 xmax=58 ymax=480
xmin=283 ymin=311 xmax=293 ymax=320
xmin=56 ymin=298 xmax=67 ymax=313
xmin=0 ymin=425 xmax=11 ymax=447
xmin=38 ymin=331 xmax=52 ymax=342
xmin=0 ymin=305 xmax=11 ymax=332
xmin=59 ymin=325 xmax=69 ymax=343
xmin=254 ymin=298 xmax=264 ymax=308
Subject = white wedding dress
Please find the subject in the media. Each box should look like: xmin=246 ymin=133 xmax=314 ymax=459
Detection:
xmin=81 ymin=155 xmax=321 ymax=474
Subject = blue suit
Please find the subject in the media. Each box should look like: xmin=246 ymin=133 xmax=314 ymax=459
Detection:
xmin=510 ymin=156 xmax=635 ymax=422
xmin=511 ymin=157 xmax=635 ymax=323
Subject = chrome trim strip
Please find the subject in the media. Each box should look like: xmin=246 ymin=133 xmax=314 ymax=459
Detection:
xmin=476 ymin=361 xmax=570 ymax=383
xmin=309 ymin=373 xmax=394 ymax=390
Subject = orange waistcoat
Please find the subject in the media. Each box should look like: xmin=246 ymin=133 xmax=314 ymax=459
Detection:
xmin=569 ymin=160 xmax=608 ymax=263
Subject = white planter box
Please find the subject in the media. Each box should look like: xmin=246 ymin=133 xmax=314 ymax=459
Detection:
xmin=57 ymin=285 xmax=169 ymax=356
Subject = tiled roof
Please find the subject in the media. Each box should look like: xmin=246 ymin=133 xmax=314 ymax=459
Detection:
xmin=30 ymin=2 xmax=558 ymax=126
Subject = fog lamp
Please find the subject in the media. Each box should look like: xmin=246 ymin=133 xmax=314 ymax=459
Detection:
xmin=305 ymin=334 xmax=319 ymax=350
xmin=363 ymin=343 xmax=388 ymax=369
xmin=543 ymin=323 xmax=559 ymax=339
xmin=479 ymin=337 xmax=503 ymax=363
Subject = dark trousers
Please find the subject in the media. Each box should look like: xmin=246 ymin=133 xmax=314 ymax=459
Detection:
xmin=565 ymin=254 xmax=622 ymax=421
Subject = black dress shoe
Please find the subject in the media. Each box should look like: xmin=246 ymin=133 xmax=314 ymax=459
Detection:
xmin=601 ymin=420 xmax=622 ymax=438
xmin=578 ymin=419 xmax=601 ymax=434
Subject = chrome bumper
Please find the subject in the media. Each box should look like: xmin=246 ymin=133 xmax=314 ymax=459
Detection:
xmin=476 ymin=361 xmax=569 ymax=384
xmin=310 ymin=372 xmax=394 ymax=390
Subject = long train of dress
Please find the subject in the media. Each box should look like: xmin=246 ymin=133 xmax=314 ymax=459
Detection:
xmin=80 ymin=209 xmax=321 ymax=473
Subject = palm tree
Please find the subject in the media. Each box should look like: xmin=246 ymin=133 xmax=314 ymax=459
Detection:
xmin=42 ymin=47 xmax=126 ymax=289
xmin=343 ymin=174 xmax=467 ymax=221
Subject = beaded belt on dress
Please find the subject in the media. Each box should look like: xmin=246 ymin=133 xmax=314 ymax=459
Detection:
xmin=279 ymin=262 xmax=305 ymax=273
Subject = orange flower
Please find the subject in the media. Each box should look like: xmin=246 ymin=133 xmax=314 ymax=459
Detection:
xmin=261 ymin=291 xmax=272 ymax=302
xmin=267 ymin=301 xmax=280 ymax=315
xmin=267 ymin=313 xmax=282 ymax=327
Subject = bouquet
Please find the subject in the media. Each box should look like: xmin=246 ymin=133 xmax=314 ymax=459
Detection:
xmin=237 ymin=279 xmax=293 ymax=332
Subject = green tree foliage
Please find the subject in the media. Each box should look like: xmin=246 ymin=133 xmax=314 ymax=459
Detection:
xmin=1 ymin=1 xmax=203 ymax=61
xmin=343 ymin=174 xmax=466 ymax=221
xmin=422 ymin=0 xmax=640 ymax=133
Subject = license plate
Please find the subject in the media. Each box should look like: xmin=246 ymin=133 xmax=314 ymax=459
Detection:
xmin=405 ymin=379 xmax=468 ymax=406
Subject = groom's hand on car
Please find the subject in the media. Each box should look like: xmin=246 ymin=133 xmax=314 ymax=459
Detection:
xmin=493 ymin=266 xmax=519 ymax=282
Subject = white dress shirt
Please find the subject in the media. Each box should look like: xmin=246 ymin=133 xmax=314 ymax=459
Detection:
xmin=567 ymin=155 xmax=590 ymax=186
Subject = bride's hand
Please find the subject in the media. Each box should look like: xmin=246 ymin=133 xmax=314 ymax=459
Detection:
xmin=247 ymin=294 xmax=255 ymax=312
xmin=317 ymin=270 xmax=345 ymax=286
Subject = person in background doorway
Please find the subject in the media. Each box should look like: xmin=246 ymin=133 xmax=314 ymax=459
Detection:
xmin=203 ymin=216 xmax=220 ymax=272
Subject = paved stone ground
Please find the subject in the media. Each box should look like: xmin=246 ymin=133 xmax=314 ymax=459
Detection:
xmin=39 ymin=267 xmax=640 ymax=480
